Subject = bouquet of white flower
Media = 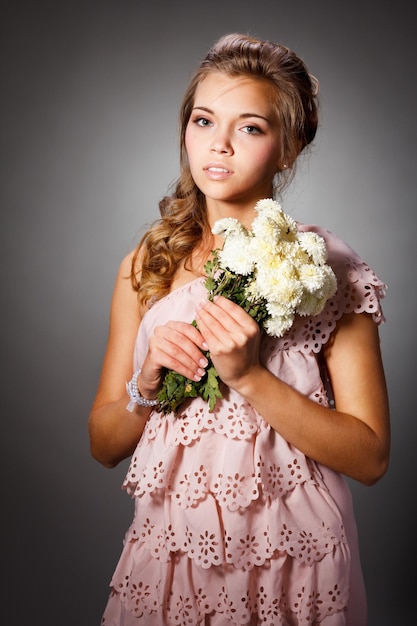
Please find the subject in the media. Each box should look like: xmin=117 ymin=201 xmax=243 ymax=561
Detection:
xmin=157 ymin=198 xmax=337 ymax=414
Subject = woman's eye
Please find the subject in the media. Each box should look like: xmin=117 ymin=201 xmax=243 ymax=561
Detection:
xmin=242 ymin=125 xmax=262 ymax=134
xmin=195 ymin=117 xmax=212 ymax=127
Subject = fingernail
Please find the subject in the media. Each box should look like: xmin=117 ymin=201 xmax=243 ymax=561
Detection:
xmin=199 ymin=358 xmax=208 ymax=367
xmin=197 ymin=367 xmax=206 ymax=376
xmin=202 ymin=342 xmax=209 ymax=350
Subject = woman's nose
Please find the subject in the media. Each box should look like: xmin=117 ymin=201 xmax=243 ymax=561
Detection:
xmin=210 ymin=130 xmax=233 ymax=154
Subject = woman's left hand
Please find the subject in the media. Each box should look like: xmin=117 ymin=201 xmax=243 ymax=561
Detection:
xmin=195 ymin=295 xmax=262 ymax=390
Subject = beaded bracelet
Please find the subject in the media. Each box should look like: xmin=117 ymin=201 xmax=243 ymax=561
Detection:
xmin=126 ymin=369 xmax=159 ymax=411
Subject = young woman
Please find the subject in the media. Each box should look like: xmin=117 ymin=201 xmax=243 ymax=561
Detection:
xmin=89 ymin=33 xmax=390 ymax=625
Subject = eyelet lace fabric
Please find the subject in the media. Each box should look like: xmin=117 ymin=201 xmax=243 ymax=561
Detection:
xmin=102 ymin=225 xmax=386 ymax=626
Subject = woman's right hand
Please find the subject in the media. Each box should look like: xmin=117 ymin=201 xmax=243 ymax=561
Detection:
xmin=138 ymin=320 xmax=209 ymax=398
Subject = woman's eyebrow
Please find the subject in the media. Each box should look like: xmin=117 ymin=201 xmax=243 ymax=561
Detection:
xmin=192 ymin=105 xmax=271 ymax=123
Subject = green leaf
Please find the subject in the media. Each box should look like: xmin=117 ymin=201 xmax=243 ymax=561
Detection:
xmin=157 ymin=369 xmax=196 ymax=414
xmin=200 ymin=365 xmax=223 ymax=411
xmin=156 ymin=350 xmax=224 ymax=415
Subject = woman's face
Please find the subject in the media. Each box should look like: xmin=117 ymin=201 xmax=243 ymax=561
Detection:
xmin=185 ymin=72 xmax=282 ymax=221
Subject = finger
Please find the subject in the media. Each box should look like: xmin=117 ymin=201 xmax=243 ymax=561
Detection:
xmin=151 ymin=324 xmax=209 ymax=380
xmin=195 ymin=299 xmax=253 ymax=352
xmin=165 ymin=320 xmax=209 ymax=350
xmin=213 ymin=295 xmax=259 ymax=328
xmin=196 ymin=296 xmax=258 ymax=334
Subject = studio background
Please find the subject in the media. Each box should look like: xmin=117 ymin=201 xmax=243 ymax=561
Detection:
xmin=1 ymin=1 xmax=414 ymax=624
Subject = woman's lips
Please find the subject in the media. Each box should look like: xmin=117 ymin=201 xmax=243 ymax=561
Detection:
xmin=204 ymin=164 xmax=233 ymax=180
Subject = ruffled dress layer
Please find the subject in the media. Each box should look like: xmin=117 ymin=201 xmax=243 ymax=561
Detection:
xmin=101 ymin=225 xmax=386 ymax=626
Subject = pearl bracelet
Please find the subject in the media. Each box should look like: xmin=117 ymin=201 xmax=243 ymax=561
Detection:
xmin=126 ymin=369 xmax=159 ymax=411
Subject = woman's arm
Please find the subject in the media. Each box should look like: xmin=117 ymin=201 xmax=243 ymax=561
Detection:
xmin=195 ymin=297 xmax=390 ymax=485
xmin=88 ymin=252 xmax=150 ymax=468
xmin=88 ymin=252 xmax=210 ymax=468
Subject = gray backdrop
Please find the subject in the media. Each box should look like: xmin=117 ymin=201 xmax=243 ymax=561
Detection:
xmin=2 ymin=1 xmax=415 ymax=624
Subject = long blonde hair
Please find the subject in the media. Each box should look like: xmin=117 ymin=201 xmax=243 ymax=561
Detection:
xmin=132 ymin=33 xmax=319 ymax=306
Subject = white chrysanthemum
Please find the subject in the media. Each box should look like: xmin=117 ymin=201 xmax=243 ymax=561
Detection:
xmin=248 ymin=234 xmax=276 ymax=265
xmin=255 ymin=263 xmax=303 ymax=308
xmin=212 ymin=217 xmax=248 ymax=238
xmin=278 ymin=213 xmax=298 ymax=242
xmin=297 ymin=231 xmax=328 ymax=265
xmin=251 ymin=213 xmax=281 ymax=247
xmin=209 ymin=199 xmax=337 ymax=342
xmin=272 ymin=279 xmax=304 ymax=309
xmin=296 ymin=293 xmax=323 ymax=317
xmin=275 ymin=240 xmax=305 ymax=265
xmin=297 ymin=267 xmax=337 ymax=316
xmin=254 ymin=259 xmax=296 ymax=296
xmin=263 ymin=250 xmax=291 ymax=276
xmin=266 ymin=299 xmax=293 ymax=317
xmin=264 ymin=312 xmax=295 ymax=337
xmin=254 ymin=199 xmax=298 ymax=242
xmin=218 ymin=234 xmax=254 ymax=274
xmin=298 ymin=263 xmax=327 ymax=293
xmin=319 ymin=264 xmax=338 ymax=299
xmin=254 ymin=198 xmax=282 ymax=217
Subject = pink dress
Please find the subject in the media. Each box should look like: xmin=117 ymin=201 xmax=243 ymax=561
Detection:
xmin=101 ymin=225 xmax=386 ymax=626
